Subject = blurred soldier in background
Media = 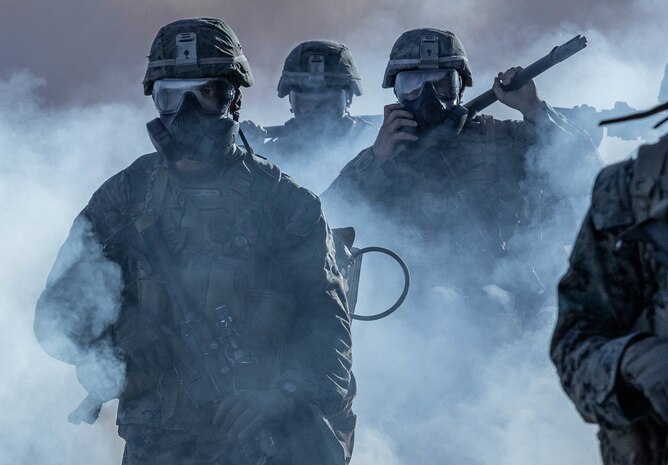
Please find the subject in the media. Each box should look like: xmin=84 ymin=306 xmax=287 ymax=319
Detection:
xmin=34 ymin=17 xmax=354 ymax=465
xmin=552 ymin=99 xmax=668 ymax=465
xmin=242 ymin=41 xmax=378 ymax=192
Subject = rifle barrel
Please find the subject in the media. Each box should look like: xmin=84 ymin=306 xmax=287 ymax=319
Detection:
xmin=465 ymin=35 xmax=588 ymax=118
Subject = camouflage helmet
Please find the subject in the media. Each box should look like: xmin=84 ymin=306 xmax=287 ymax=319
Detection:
xmin=382 ymin=28 xmax=472 ymax=89
xmin=277 ymin=40 xmax=362 ymax=98
xmin=143 ymin=17 xmax=253 ymax=96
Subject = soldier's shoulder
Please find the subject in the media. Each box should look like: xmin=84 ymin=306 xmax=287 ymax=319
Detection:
xmin=90 ymin=153 xmax=158 ymax=206
xmin=126 ymin=152 xmax=161 ymax=175
xmin=84 ymin=153 xmax=158 ymax=231
xmin=246 ymin=152 xmax=282 ymax=184
xmin=272 ymin=167 xmax=320 ymax=210
xmin=590 ymin=160 xmax=634 ymax=231
xmin=237 ymin=148 xmax=320 ymax=204
xmin=337 ymin=147 xmax=373 ymax=175
xmin=282 ymin=185 xmax=323 ymax=237
xmin=255 ymin=161 xmax=323 ymax=236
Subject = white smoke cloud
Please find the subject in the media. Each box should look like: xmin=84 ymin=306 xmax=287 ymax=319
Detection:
xmin=0 ymin=70 xmax=154 ymax=464
xmin=2 ymin=0 xmax=667 ymax=464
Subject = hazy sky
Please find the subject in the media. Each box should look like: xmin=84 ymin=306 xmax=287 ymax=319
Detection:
xmin=3 ymin=0 xmax=666 ymax=118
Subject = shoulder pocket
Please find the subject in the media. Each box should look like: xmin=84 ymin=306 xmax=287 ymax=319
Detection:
xmin=590 ymin=163 xmax=635 ymax=231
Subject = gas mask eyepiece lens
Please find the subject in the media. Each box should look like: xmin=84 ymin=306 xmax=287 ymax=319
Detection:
xmin=394 ymin=69 xmax=461 ymax=103
xmin=152 ymin=78 xmax=236 ymax=115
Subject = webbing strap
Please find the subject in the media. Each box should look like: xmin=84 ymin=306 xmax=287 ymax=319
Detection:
xmin=136 ymin=164 xmax=170 ymax=233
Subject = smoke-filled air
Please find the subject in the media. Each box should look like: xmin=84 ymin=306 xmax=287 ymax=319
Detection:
xmin=2 ymin=0 xmax=668 ymax=464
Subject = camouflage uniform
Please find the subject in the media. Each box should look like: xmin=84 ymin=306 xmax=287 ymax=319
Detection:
xmin=324 ymin=27 xmax=598 ymax=247
xmin=552 ymin=134 xmax=668 ymax=464
xmin=34 ymin=18 xmax=353 ymax=465
xmin=323 ymin=29 xmax=600 ymax=324
xmin=324 ymin=108 xmax=598 ymax=255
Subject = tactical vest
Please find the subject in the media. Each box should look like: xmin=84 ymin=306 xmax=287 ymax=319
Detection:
xmin=126 ymin=152 xmax=296 ymax=424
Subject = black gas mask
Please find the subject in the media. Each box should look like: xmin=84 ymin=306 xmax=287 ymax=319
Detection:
xmin=148 ymin=78 xmax=240 ymax=164
xmin=395 ymin=69 xmax=468 ymax=134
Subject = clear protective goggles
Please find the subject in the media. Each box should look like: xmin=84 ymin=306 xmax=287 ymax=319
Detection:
xmin=394 ymin=69 xmax=462 ymax=101
xmin=152 ymin=78 xmax=236 ymax=114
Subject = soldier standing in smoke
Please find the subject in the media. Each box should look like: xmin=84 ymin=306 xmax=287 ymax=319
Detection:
xmin=551 ymin=100 xmax=668 ymax=464
xmin=241 ymin=41 xmax=377 ymax=191
xmin=33 ymin=18 xmax=354 ymax=465
xmin=323 ymin=28 xmax=600 ymax=321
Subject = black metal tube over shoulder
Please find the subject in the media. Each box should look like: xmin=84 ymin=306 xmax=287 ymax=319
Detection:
xmin=464 ymin=35 xmax=588 ymax=119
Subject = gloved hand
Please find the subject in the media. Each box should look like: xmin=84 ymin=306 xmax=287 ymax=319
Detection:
xmin=371 ymin=103 xmax=418 ymax=162
xmin=620 ymin=336 xmax=668 ymax=423
xmin=213 ymin=389 xmax=295 ymax=441
xmin=492 ymin=66 xmax=544 ymax=123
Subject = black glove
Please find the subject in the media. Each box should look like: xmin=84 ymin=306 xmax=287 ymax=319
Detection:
xmin=620 ymin=336 xmax=668 ymax=423
xmin=213 ymin=389 xmax=295 ymax=441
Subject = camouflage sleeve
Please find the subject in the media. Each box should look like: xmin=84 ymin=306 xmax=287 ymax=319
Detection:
xmin=550 ymin=161 xmax=650 ymax=428
xmin=321 ymin=147 xmax=395 ymax=205
xmin=34 ymin=167 xmax=134 ymax=365
xmin=520 ymin=102 xmax=593 ymax=143
xmin=274 ymin=177 xmax=353 ymax=417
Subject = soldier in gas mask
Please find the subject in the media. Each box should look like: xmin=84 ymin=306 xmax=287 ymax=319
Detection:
xmin=241 ymin=41 xmax=378 ymax=192
xmin=324 ymin=28 xmax=599 ymax=252
xmin=323 ymin=28 xmax=600 ymax=323
xmin=34 ymin=17 xmax=354 ymax=465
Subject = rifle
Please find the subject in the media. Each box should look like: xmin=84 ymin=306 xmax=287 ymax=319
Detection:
xmin=555 ymin=101 xmax=668 ymax=147
xmin=517 ymin=62 xmax=668 ymax=146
